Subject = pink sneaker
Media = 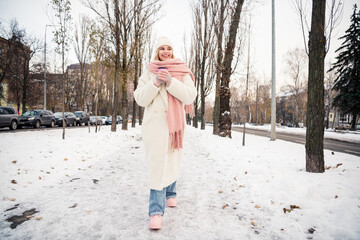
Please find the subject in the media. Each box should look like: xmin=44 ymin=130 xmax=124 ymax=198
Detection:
xmin=167 ymin=198 xmax=176 ymax=207
xmin=149 ymin=215 xmax=161 ymax=230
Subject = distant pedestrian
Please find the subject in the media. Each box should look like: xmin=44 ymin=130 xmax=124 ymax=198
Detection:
xmin=134 ymin=36 xmax=197 ymax=230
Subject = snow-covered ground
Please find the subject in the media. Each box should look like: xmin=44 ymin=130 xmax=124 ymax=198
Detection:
xmin=234 ymin=123 xmax=360 ymax=143
xmin=0 ymin=125 xmax=359 ymax=240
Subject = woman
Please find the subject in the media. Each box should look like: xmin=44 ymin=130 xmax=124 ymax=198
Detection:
xmin=134 ymin=36 xmax=197 ymax=230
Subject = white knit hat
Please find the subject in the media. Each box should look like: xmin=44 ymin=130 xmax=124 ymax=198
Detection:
xmin=154 ymin=36 xmax=174 ymax=51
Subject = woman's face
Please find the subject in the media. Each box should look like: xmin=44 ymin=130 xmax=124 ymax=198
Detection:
xmin=158 ymin=45 xmax=173 ymax=61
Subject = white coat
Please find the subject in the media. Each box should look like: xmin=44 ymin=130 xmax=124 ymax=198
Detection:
xmin=134 ymin=70 xmax=197 ymax=191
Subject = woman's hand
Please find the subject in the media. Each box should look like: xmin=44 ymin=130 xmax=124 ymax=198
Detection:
xmin=154 ymin=76 xmax=162 ymax=87
xmin=158 ymin=69 xmax=172 ymax=87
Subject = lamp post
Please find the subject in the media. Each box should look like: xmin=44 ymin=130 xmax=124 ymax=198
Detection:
xmin=270 ymin=0 xmax=276 ymax=141
xmin=43 ymin=24 xmax=57 ymax=110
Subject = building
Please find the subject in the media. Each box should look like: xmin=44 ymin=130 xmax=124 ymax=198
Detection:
xmin=0 ymin=36 xmax=32 ymax=114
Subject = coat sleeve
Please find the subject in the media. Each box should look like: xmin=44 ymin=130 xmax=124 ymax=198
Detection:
xmin=134 ymin=70 xmax=160 ymax=107
xmin=166 ymin=73 xmax=197 ymax=105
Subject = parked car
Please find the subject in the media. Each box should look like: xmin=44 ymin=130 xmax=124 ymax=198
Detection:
xmin=0 ymin=106 xmax=19 ymax=130
xmin=90 ymin=116 xmax=103 ymax=125
xmin=100 ymin=116 xmax=107 ymax=125
xmin=54 ymin=112 xmax=77 ymax=126
xmin=19 ymin=110 xmax=55 ymax=128
xmin=335 ymin=123 xmax=351 ymax=131
xmin=105 ymin=115 xmax=122 ymax=125
xmin=74 ymin=111 xmax=90 ymax=126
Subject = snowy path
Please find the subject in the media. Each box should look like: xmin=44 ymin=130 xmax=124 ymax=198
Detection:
xmin=0 ymin=126 xmax=359 ymax=239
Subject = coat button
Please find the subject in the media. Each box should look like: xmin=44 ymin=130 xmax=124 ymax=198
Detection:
xmin=164 ymin=110 xmax=167 ymax=113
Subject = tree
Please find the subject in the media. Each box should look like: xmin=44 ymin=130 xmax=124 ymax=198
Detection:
xmin=284 ymin=48 xmax=308 ymax=127
xmin=1 ymin=20 xmax=42 ymax=113
xmin=211 ymin=0 xmax=227 ymax=135
xmin=324 ymin=60 xmax=336 ymax=129
xmin=219 ymin=0 xmax=245 ymax=138
xmin=294 ymin=0 xmax=343 ymax=173
xmin=242 ymin=18 xmax=251 ymax=146
xmin=306 ymin=0 xmax=326 ymax=173
xmin=85 ymin=0 xmax=161 ymax=131
xmin=189 ymin=31 xmax=200 ymax=128
xmin=89 ymin=23 xmax=109 ymax=133
xmin=329 ymin=5 xmax=360 ymax=131
xmin=74 ymin=15 xmax=91 ymax=112
xmin=191 ymin=0 xmax=216 ymax=130
xmin=131 ymin=0 xmax=161 ymax=128
xmin=52 ymin=0 xmax=72 ymax=139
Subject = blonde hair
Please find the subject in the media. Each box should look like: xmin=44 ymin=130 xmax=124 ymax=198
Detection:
xmin=154 ymin=48 xmax=175 ymax=61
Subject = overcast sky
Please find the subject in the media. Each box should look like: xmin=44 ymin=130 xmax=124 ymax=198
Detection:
xmin=0 ymin=0 xmax=358 ymax=92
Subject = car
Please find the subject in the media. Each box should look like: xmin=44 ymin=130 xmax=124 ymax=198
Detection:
xmin=74 ymin=111 xmax=90 ymax=126
xmin=105 ymin=115 xmax=122 ymax=125
xmin=0 ymin=106 xmax=19 ymax=130
xmin=90 ymin=116 xmax=103 ymax=125
xmin=54 ymin=112 xmax=77 ymax=126
xmin=335 ymin=123 xmax=351 ymax=131
xmin=19 ymin=109 xmax=55 ymax=128
xmin=100 ymin=116 xmax=107 ymax=125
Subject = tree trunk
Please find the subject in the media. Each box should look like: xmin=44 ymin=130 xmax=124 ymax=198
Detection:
xmin=22 ymin=57 xmax=29 ymax=113
xmin=305 ymin=0 xmax=326 ymax=173
xmin=112 ymin=0 xmax=120 ymax=132
xmin=193 ymin=97 xmax=199 ymax=128
xmin=200 ymin=91 xmax=205 ymax=129
xmin=132 ymin=50 xmax=139 ymax=128
xmin=62 ymin=40 xmax=66 ymax=140
xmin=219 ymin=0 xmax=244 ymax=138
xmin=350 ymin=113 xmax=357 ymax=131
xmin=193 ymin=67 xmax=200 ymax=128
xmin=213 ymin=0 xmax=225 ymax=135
xmin=121 ymin=1 xmax=128 ymax=131
xmin=242 ymin=21 xmax=251 ymax=145
xmin=255 ymin=83 xmax=259 ymax=125
xmin=121 ymin=70 xmax=128 ymax=130
xmin=331 ymin=109 xmax=336 ymax=129
xmin=138 ymin=60 xmax=143 ymax=125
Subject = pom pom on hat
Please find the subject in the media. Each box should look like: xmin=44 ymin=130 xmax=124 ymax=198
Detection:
xmin=154 ymin=36 xmax=174 ymax=51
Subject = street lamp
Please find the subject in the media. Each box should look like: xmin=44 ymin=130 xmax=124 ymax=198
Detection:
xmin=270 ymin=0 xmax=276 ymax=141
xmin=43 ymin=24 xmax=57 ymax=110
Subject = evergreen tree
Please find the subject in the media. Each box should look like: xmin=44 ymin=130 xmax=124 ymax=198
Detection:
xmin=330 ymin=4 xmax=360 ymax=130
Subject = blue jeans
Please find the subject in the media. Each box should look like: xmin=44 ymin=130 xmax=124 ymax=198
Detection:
xmin=149 ymin=181 xmax=177 ymax=216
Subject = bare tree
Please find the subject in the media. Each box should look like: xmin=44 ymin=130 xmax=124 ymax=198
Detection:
xmin=324 ymin=60 xmax=336 ymax=129
xmin=84 ymin=0 xmax=161 ymax=131
xmin=131 ymin=0 xmax=161 ymax=128
xmin=284 ymin=47 xmax=308 ymax=127
xmin=138 ymin=25 xmax=153 ymax=125
xmin=293 ymin=0 xmax=343 ymax=172
xmin=219 ymin=0 xmax=245 ymax=138
xmin=1 ymin=20 xmax=41 ymax=113
xmin=211 ymin=0 xmax=228 ymax=135
xmin=89 ymin=23 xmax=109 ymax=132
xmin=52 ymin=0 xmax=72 ymax=139
xmin=74 ymin=15 xmax=91 ymax=112
xmin=189 ymin=33 xmax=200 ymax=128
xmin=292 ymin=0 xmax=343 ymax=55
xmin=191 ymin=0 xmax=216 ymax=130
xmin=306 ymin=0 xmax=326 ymax=172
xmin=242 ymin=18 xmax=251 ymax=146
xmin=84 ymin=0 xmax=121 ymax=132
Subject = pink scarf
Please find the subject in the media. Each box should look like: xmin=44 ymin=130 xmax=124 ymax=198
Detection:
xmin=147 ymin=58 xmax=195 ymax=150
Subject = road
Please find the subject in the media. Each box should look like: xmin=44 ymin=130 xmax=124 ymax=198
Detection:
xmin=232 ymin=126 xmax=360 ymax=157
xmin=1 ymin=125 xmax=359 ymax=157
